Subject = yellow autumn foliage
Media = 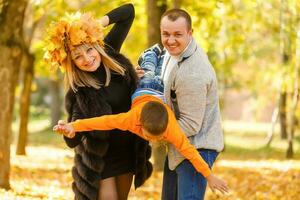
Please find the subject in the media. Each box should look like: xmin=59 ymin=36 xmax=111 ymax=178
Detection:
xmin=1 ymin=146 xmax=299 ymax=199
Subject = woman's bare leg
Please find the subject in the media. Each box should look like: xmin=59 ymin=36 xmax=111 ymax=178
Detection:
xmin=115 ymin=173 xmax=133 ymax=200
xmin=98 ymin=177 xmax=118 ymax=200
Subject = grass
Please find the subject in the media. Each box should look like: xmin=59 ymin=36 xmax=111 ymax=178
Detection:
xmin=221 ymin=120 xmax=300 ymax=160
xmin=12 ymin=117 xmax=65 ymax=148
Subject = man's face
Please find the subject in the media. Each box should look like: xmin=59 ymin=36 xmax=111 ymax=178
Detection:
xmin=160 ymin=16 xmax=192 ymax=56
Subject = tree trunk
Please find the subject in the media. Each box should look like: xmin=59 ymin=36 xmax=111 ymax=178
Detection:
xmin=16 ymin=51 xmax=34 ymax=155
xmin=286 ymin=140 xmax=293 ymax=158
xmin=49 ymin=79 xmax=62 ymax=127
xmin=286 ymin=97 xmax=295 ymax=158
xmin=147 ymin=0 xmax=167 ymax=47
xmin=286 ymin=11 xmax=300 ymax=158
xmin=279 ymin=92 xmax=287 ymax=139
xmin=0 ymin=0 xmax=28 ymax=189
xmin=173 ymin=0 xmax=182 ymax=8
xmin=147 ymin=0 xmax=167 ymax=171
xmin=265 ymin=107 xmax=279 ymax=147
xmin=279 ymin=0 xmax=290 ymax=140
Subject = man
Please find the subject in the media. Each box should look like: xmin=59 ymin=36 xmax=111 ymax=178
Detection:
xmin=159 ymin=9 xmax=224 ymax=200
xmin=136 ymin=9 xmax=224 ymax=200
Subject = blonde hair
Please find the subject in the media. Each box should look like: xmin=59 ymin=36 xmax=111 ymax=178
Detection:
xmin=63 ymin=43 xmax=125 ymax=92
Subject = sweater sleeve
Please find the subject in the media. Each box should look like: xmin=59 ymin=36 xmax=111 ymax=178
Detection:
xmin=104 ymin=3 xmax=135 ymax=52
xmin=71 ymin=111 xmax=136 ymax=133
xmin=166 ymin=113 xmax=211 ymax=177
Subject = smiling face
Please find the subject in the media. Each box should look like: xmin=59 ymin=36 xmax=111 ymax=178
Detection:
xmin=160 ymin=16 xmax=192 ymax=56
xmin=71 ymin=44 xmax=101 ymax=72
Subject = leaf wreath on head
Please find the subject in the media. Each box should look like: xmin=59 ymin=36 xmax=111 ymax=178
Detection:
xmin=44 ymin=12 xmax=105 ymax=71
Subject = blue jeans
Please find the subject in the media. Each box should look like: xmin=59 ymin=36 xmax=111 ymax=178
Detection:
xmin=162 ymin=149 xmax=219 ymax=200
xmin=139 ymin=50 xmax=159 ymax=74
xmin=139 ymin=76 xmax=164 ymax=93
xmin=131 ymin=88 xmax=165 ymax=102
xmin=138 ymin=51 xmax=164 ymax=93
xmin=138 ymin=44 xmax=164 ymax=77
xmin=138 ymin=44 xmax=164 ymax=92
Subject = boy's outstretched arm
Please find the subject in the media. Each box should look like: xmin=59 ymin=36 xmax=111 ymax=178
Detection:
xmin=53 ymin=111 xmax=134 ymax=138
xmin=167 ymin=113 xmax=229 ymax=194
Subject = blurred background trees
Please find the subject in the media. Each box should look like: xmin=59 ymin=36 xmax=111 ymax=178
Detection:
xmin=0 ymin=0 xmax=29 ymax=189
xmin=0 ymin=0 xmax=299 ymax=190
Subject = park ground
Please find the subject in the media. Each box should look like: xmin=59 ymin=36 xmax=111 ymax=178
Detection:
xmin=0 ymin=119 xmax=299 ymax=200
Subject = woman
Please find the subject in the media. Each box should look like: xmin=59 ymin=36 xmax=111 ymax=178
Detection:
xmin=45 ymin=4 xmax=152 ymax=200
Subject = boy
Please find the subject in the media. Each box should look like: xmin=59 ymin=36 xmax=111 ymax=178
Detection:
xmin=54 ymin=45 xmax=229 ymax=194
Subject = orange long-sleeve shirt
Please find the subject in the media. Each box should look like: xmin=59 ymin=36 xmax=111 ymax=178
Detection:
xmin=71 ymin=95 xmax=211 ymax=177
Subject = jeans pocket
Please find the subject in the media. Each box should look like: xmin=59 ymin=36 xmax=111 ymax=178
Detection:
xmin=199 ymin=150 xmax=218 ymax=168
xmin=207 ymin=151 xmax=218 ymax=168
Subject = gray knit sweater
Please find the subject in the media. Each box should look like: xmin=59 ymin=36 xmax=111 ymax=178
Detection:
xmin=163 ymin=38 xmax=224 ymax=170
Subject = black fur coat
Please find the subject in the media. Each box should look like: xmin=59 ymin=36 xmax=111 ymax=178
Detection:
xmin=64 ymin=48 xmax=152 ymax=200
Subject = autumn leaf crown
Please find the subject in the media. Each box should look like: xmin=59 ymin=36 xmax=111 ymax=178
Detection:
xmin=44 ymin=12 xmax=105 ymax=69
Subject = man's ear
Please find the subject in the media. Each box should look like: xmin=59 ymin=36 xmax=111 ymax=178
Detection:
xmin=188 ymin=28 xmax=193 ymax=36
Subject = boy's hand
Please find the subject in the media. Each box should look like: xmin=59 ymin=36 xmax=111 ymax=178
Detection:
xmin=53 ymin=120 xmax=76 ymax=138
xmin=206 ymin=174 xmax=229 ymax=194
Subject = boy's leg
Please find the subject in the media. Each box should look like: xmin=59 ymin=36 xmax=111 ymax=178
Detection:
xmin=155 ymin=49 xmax=165 ymax=77
xmin=139 ymin=50 xmax=158 ymax=75
xmin=142 ymin=76 xmax=164 ymax=92
xmin=161 ymin=157 xmax=177 ymax=200
xmin=138 ymin=44 xmax=162 ymax=74
xmin=175 ymin=150 xmax=218 ymax=200
xmin=135 ymin=43 xmax=165 ymax=94
xmin=138 ymin=47 xmax=160 ymax=90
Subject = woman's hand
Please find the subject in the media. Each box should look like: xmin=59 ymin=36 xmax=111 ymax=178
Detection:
xmin=98 ymin=15 xmax=109 ymax=27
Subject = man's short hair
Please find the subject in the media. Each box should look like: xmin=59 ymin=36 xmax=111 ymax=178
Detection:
xmin=140 ymin=101 xmax=168 ymax=136
xmin=161 ymin=8 xmax=192 ymax=30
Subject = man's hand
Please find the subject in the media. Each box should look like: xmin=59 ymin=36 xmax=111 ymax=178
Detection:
xmin=135 ymin=65 xmax=145 ymax=79
xmin=53 ymin=120 xmax=76 ymax=138
xmin=206 ymin=174 xmax=229 ymax=194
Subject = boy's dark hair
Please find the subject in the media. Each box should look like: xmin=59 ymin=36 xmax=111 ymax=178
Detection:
xmin=161 ymin=8 xmax=192 ymax=30
xmin=140 ymin=101 xmax=168 ymax=136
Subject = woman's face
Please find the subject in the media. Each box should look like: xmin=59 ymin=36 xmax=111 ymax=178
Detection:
xmin=71 ymin=44 xmax=101 ymax=72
